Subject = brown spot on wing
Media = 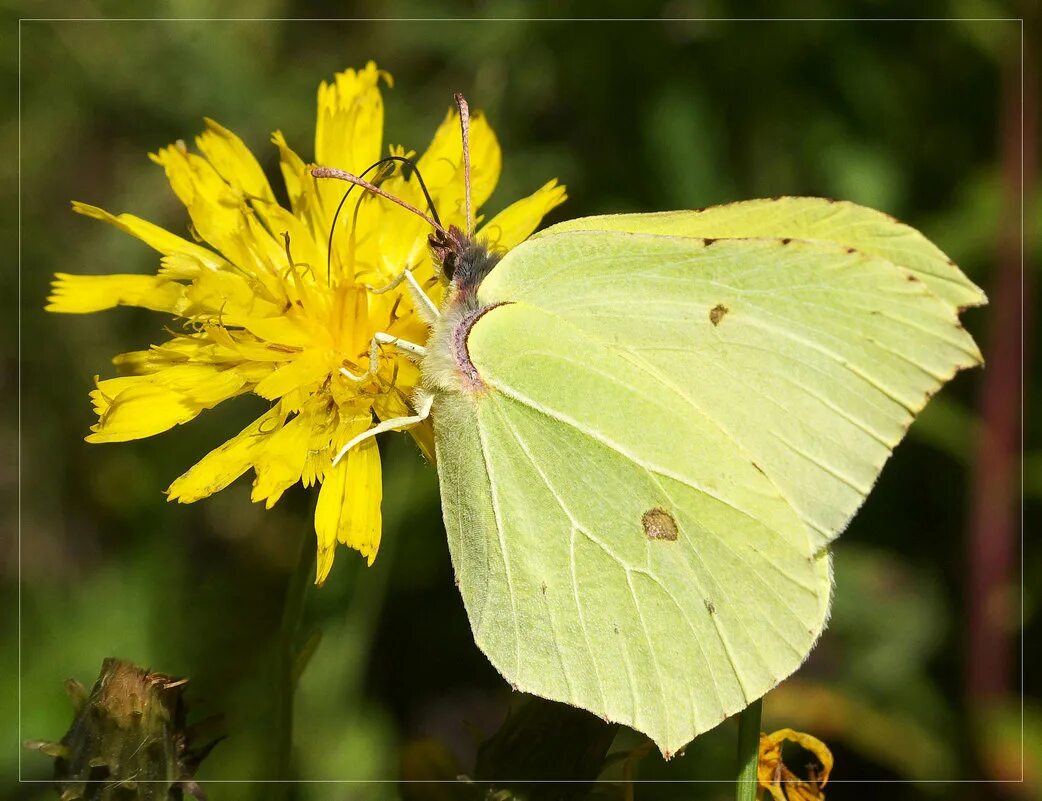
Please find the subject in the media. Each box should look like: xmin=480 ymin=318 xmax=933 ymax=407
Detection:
xmin=709 ymin=304 xmax=729 ymax=326
xmin=642 ymin=508 xmax=678 ymax=541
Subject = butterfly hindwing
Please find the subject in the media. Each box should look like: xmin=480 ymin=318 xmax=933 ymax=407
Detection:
xmin=434 ymin=294 xmax=831 ymax=754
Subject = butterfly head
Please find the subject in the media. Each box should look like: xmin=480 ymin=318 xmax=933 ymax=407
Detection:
xmin=429 ymin=224 xmax=501 ymax=294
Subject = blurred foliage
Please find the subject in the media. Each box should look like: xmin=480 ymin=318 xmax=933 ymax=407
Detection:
xmin=5 ymin=2 xmax=1039 ymax=800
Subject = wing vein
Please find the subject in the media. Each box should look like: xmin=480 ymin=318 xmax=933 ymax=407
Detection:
xmin=495 ymin=404 xmax=608 ymax=711
xmin=475 ymin=407 xmax=523 ymax=677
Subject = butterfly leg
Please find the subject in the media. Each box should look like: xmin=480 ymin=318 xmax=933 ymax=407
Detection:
xmin=339 ymin=332 xmax=427 ymax=383
xmin=331 ymin=390 xmax=434 ymax=466
xmin=338 ymin=336 xmax=382 ymax=383
xmin=374 ymin=331 xmax=427 ymax=359
xmin=367 ymin=268 xmax=440 ymax=323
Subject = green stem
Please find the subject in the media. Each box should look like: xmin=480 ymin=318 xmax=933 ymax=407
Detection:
xmin=735 ymin=698 xmax=763 ymax=801
xmin=272 ymin=517 xmax=315 ymax=787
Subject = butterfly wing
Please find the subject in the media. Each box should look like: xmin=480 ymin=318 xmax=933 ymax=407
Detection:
xmin=433 ymin=312 xmax=831 ymax=755
xmin=534 ymin=197 xmax=986 ymax=312
xmin=476 ymin=228 xmax=982 ymax=551
xmin=433 ymin=212 xmax=981 ymax=753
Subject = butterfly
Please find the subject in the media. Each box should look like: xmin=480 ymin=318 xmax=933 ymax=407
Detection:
xmin=314 ymin=94 xmax=985 ymax=756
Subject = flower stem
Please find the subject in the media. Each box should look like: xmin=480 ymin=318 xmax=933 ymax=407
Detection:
xmin=272 ymin=518 xmax=314 ymax=786
xmin=735 ymin=698 xmax=762 ymax=801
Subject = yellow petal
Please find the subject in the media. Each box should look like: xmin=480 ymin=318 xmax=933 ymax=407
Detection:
xmin=250 ymin=410 xmax=312 ymax=509
xmin=271 ymin=130 xmax=308 ymax=218
xmin=206 ymin=325 xmax=303 ymax=363
xmin=766 ymin=729 xmax=833 ymax=787
xmin=159 ymin=253 xmax=215 ymax=281
xmin=253 ymin=350 xmax=330 ymax=401
xmin=315 ymin=62 xmax=388 ymax=172
xmin=167 ymin=406 xmax=285 ymax=503
xmin=90 ymin=375 xmax=142 ymax=416
xmin=185 ymin=270 xmax=283 ymax=322
xmin=151 ymin=145 xmax=243 ymax=244
xmin=758 ymin=728 xmax=833 ymax=801
xmin=372 ymin=383 xmax=434 ymax=463
xmin=90 ymin=365 xmax=249 ymax=438
xmin=240 ymin=315 xmax=316 ymax=349
xmin=262 ymin=200 xmax=324 ymax=279
xmin=122 ymin=334 xmax=242 ymax=370
xmin=314 ymin=63 xmax=389 ymax=232
xmin=71 ymin=201 xmax=227 ymax=270
xmin=300 ymin=404 xmax=359 ymax=489
xmin=314 ymin=437 xmax=382 ymax=584
xmin=46 ymin=273 xmax=188 ymax=314
xmin=151 ymin=144 xmax=283 ymax=278
xmin=416 ymin=109 xmax=501 ymax=230
xmin=272 ymin=131 xmax=329 ymax=257
xmin=147 ymin=364 xmax=248 ymax=404
xmin=110 ymin=349 xmax=155 ymax=374
xmin=196 ymin=118 xmax=276 ymax=204
xmin=86 ymin=382 xmax=198 ymax=443
xmin=315 ymin=539 xmax=335 ymax=589
xmin=479 ymin=179 xmax=567 ymax=252
xmin=196 ymin=121 xmax=319 ymax=275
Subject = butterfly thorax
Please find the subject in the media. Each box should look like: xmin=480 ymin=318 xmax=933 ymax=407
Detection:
xmin=421 ymin=226 xmax=505 ymax=396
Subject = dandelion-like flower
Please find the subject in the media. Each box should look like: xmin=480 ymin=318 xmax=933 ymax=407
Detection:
xmin=758 ymin=728 xmax=833 ymax=801
xmin=48 ymin=62 xmax=566 ymax=583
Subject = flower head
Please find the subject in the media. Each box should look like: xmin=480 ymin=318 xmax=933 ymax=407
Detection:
xmin=48 ymin=62 xmax=566 ymax=583
xmin=24 ymin=658 xmax=210 ymax=800
xmin=758 ymin=728 xmax=833 ymax=801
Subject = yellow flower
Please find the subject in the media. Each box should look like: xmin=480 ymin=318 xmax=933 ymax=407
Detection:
xmin=48 ymin=62 xmax=567 ymax=584
xmin=758 ymin=728 xmax=833 ymax=801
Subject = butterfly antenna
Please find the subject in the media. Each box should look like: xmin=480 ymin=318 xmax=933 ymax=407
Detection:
xmin=454 ymin=92 xmax=473 ymax=238
xmin=323 ymin=155 xmax=442 ymax=283
xmin=314 ymin=167 xmax=446 ymax=233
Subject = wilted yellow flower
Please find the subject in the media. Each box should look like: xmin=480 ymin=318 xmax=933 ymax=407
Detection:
xmin=48 ymin=62 xmax=566 ymax=583
xmin=758 ymin=728 xmax=833 ymax=801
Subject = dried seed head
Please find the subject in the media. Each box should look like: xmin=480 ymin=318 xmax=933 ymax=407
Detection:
xmin=25 ymin=658 xmax=219 ymax=801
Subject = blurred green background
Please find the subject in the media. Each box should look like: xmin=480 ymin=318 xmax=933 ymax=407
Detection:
xmin=6 ymin=3 xmax=1039 ymax=799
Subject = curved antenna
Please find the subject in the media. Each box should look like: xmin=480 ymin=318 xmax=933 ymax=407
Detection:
xmin=322 ymin=155 xmax=442 ymax=284
xmin=454 ymin=92 xmax=473 ymax=237
xmin=314 ymin=167 xmax=447 ymax=232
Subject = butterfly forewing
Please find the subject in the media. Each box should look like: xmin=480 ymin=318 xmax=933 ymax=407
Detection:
xmin=476 ymin=230 xmax=981 ymax=550
xmin=533 ymin=197 xmax=986 ymax=312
